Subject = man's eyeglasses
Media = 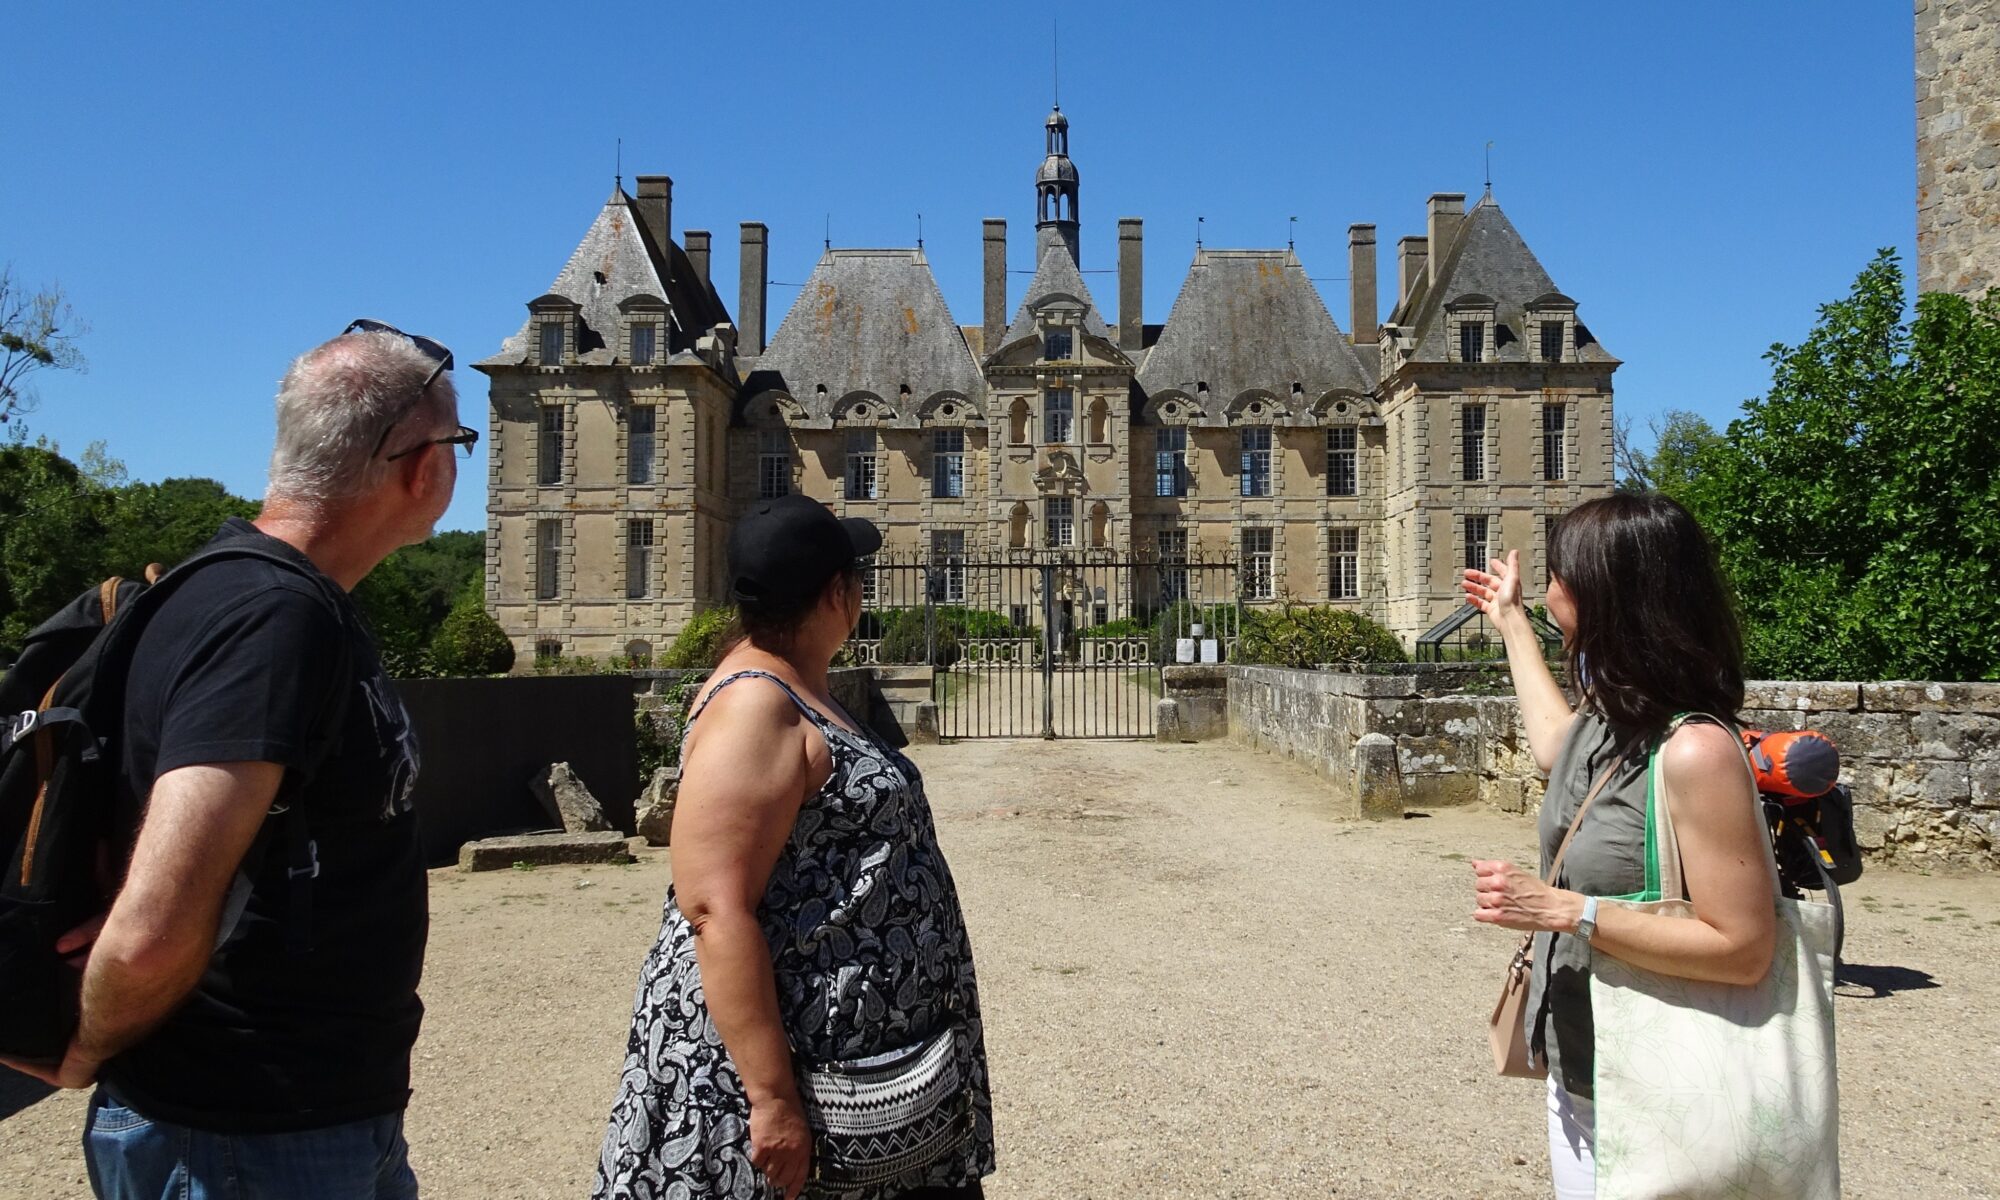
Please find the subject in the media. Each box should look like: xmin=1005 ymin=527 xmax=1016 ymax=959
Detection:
xmin=385 ymin=424 xmax=480 ymax=463
xmin=343 ymin=318 xmax=455 ymax=458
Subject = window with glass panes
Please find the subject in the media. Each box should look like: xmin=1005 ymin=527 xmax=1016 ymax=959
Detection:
xmin=1464 ymin=515 xmax=1491 ymax=571
xmin=858 ymin=556 xmax=878 ymax=608
xmin=1326 ymin=426 xmax=1357 ymax=496
xmin=1539 ymin=321 xmax=1564 ymax=363
xmin=538 ymin=407 xmax=564 ymax=485
xmin=1459 ymin=320 xmax=1485 ymax=363
xmin=625 ymin=520 xmax=654 ymax=599
xmin=1157 ymin=528 xmax=1189 ymax=602
xmin=758 ymin=429 xmax=790 ymax=498
xmin=631 ymin=323 xmax=656 ymax=366
xmin=1155 ymin=426 xmax=1189 ymax=496
xmin=1242 ymin=527 xmax=1275 ymax=599
xmin=1044 ymin=390 xmax=1073 ymax=444
xmin=1044 ymin=329 xmax=1072 ymax=361
xmin=932 ymin=428 xmax=965 ymax=498
xmin=1045 ymin=497 xmax=1075 ymax=547
xmin=1329 ymin=527 xmax=1359 ymax=599
xmin=1542 ymin=404 xmax=1568 ymax=481
xmin=627 ymin=406 xmax=656 ymax=485
xmin=535 ymin=518 xmax=561 ymax=599
xmin=1240 ymin=426 xmax=1272 ymax=497
xmin=931 ymin=530 xmax=966 ymax=603
xmin=1461 ymin=404 xmax=1487 ymax=481
xmin=844 ymin=430 xmax=878 ymax=500
xmin=539 ymin=321 xmax=564 ymax=365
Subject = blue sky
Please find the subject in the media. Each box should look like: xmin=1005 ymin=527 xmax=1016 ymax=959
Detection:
xmin=5 ymin=1 xmax=1914 ymax=533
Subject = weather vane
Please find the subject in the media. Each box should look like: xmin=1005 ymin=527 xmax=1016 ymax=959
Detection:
xmin=1197 ymin=216 xmax=1204 ymax=249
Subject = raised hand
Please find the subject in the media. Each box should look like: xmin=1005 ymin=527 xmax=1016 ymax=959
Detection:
xmin=1462 ymin=549 xmax=1525 ymax=625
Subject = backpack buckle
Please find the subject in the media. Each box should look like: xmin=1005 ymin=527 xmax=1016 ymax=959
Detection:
xmin=9 ymin=710 xmax=38 ymax=739
xmin=288 ymin=839 xmax=321 ymax=881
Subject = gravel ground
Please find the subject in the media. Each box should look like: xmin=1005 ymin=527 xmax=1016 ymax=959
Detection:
xmin=4 ymin=738 xmax=1996 ymax=1198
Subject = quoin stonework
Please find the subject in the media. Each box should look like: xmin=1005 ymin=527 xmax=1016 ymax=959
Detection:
xmin=476 ymin=108 xmax=1617 ymax=664
xmin=1917 ymin=0 xmax=2000 ymax=296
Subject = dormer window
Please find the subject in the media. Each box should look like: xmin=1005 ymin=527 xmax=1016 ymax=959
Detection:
xmin=631 ymin=323 xmax=657 ymax=366
xmin=1044 ymin=329 xmax=1073 ymax=361
xmin=1538 ymin=321 xmax=1562 ymax=363
xmin=1446 ymin=294 xmax=1497 ymax=365
xmin=1459 ymin=322 xmax=1485 ymax=364
xmin=1526 ymin=293 xmax=1578 ymax=364
xmin=539 ymin=321 xmax=565 ymax=366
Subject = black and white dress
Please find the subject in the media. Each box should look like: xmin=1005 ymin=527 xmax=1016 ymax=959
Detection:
xmin=594 ymin=670 xmax=995 ymax=1200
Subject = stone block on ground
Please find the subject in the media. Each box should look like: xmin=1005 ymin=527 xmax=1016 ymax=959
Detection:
xmin=1405 ymin=771 xmax=1481 ymax=809
xmin=636 ymin=767 xmax=680 ymax=846
xmin=457 ymin=830 xmax=634 ymax=871
xmin=1352 ymin=733 xmax=1404 ymax=821
xmin=531 ymin=762 xmax=612 ymax=833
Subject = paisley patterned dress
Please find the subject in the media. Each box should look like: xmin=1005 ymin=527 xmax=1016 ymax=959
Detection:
xmin=594 ymin=670 xmax=995 ymax=1200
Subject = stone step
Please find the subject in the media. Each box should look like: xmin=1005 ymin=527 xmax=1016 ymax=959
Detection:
xmin=457 ymin=830 xmax=637 ymax=872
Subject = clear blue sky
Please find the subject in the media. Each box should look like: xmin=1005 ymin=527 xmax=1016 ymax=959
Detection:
xmin=5 ymin=0 xmax=1915 ymax=534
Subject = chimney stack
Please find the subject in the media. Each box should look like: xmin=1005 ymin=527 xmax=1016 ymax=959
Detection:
xmin=1397 ymin=236 xmax=1429 ymax=306
xmin=634 ymin=175 xmax=673 ymax=255
xmin=683 ymin=231 xmax=711 ymax=290
xmin=1426 ymin=193 xmax=1466 ymax=290
xmin=739 ymin=222 xmax=768 ymax=357
xmin=1347 ymin=224 xmax=1377 ymax=345
xmin=983 ymin=219 xmax=1007 ymax=353
xmin=1118 ymin=218 xmax=1144 ymax=353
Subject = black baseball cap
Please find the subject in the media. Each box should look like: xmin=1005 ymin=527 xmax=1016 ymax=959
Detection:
xmin=727 ymin=495 xmax=883 ymax=608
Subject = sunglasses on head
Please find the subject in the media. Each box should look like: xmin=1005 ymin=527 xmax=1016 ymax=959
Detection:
xmin=342 ymin=318 xmax=457 ymax=459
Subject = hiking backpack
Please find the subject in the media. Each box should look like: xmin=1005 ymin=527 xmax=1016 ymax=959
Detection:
xmin=0 ymin=543 xmax=344 ymax=1064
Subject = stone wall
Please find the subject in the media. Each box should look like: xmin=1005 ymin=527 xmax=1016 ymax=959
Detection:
xmin=1182 ymin=665 xmax=2000 ymax=870
xmin=1917 ymin=0 xmax=2000 ymax=297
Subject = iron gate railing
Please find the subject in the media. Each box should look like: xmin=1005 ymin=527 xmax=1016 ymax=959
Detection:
xmin=849 ymin=552 xmax=1239 ymax=739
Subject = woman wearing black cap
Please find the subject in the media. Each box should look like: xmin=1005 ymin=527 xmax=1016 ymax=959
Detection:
xmin=594 ymin=496 xmax=994 ymax=1200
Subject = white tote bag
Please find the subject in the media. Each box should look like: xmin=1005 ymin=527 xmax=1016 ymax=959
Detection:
xmin=1590 ymin=716 xmax=1840 ymax=1200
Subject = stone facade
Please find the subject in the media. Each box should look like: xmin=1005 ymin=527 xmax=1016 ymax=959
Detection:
xmin=479 ymin=109 xmax=1617 ymax=663
xmin=1182 ymin=665 xmax=2000 ymax=870
xmin=1916 ymin=0 xmax=2000 ymax=296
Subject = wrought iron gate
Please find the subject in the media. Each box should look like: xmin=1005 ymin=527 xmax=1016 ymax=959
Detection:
xmin=849 ymin=552 xmax=1239 ymax=739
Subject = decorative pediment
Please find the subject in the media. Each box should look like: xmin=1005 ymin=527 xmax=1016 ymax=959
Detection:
xmin=1224 ymin=390 xmax=1285 ymax=424
xmin=917 ymin=390 xmax=984 ymax=424
xmin=831 ymin=390 xmax=892 ymax=426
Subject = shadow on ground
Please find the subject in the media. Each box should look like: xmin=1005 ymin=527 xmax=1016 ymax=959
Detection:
xmin=1835 ymin=962 xmax=1940 ymax=999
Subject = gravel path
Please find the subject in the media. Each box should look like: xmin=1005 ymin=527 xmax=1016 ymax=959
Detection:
xmin=5 ymin=738 xmax=1996 ymax=1198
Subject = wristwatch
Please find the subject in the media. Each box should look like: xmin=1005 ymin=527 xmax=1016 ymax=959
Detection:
xmin=1575 ymin=895 xmax=1600 ymax=943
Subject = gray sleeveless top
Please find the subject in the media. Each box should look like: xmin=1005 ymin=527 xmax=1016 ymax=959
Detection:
xmin=1525 ymin=711 xmax=1654 ymax=1100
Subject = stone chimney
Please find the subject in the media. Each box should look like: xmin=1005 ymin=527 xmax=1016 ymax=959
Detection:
xmin=1398 ymin=236 xmax=1429 ymax=306
xmin=683 ymin=231 xmax=711 ymax=290
xmin=1426 ymin=193 xmax=1466 ymax=289
xmin=983 ymin=219 xmax=1007 ymax=353
xmin=738 ymin=222 xmax=768 ymax=357
xmin=1118 ymin=218 xmax=1144 ymax=353
xmin=634 ymin=176 xmax=673 ymax=255
xmin=1348 ymin=224 xmax=1377 ymax=345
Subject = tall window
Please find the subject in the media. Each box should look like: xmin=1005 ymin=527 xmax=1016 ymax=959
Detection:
xmin=758 ymin=429 xmax=790 ymax=499
xmin=1459 ymin=320 xmax=1485 ymax=364
xmin=1045 ymin=497 xmax=1075 ymax=548
xmin=1157 ymin=528 xmax=1189 ymax=602
xmin=539 ymin=321 xmax=563 ymax=365
xmin=1464 ymin=515 xmax=1491 ymax=572
xmin=1044 ymin=329 xmax=1072 ymax=361
xmin=1044 ymin=389 xmax=1073 ymax=444
xmin=932 ymin=428 xmax=965 ymax=498
xmin=535 ymin=518 xmax=561 ymax=600
xmin=1326 ymin=426 xmax=1358 ymax=497
xmin=1461 ymin=404 xmax=1487 ymax=482
xmin=844 ymin=430 xmax=879 ymax=500
xmin=1242 ymin=527 xmax=1275 ymax=600
xmin=631 ymin=323 xmax=656 ymax=366
xmin=627 ymin=406 xmax=656 ymax=485
xmin=625 ymin=519 xmax=654 ymax=599
xmin=1240 ymin=426 xmax=1272 ymax=497
xmin=1155 ymin=426 xmax=1189 ymax=497
xmin=858 ymin=556 xmax=878 ymax=608
xmin=1330 ymin=527 xmax=1359 ymax=599
xmin=1542 ymin=404 xmax=1568 ymax=481
xmin=1539 ymin=321 xmax=1564 ymax=363
xmin=931 ymin=530 xmax=966 ymax=603
xmin=538 ymin=407 xmax=564 ymax=486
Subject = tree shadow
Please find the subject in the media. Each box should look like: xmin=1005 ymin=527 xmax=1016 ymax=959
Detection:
xmin=0 ymin=1070 xmax=56 ymax=1123
xmin=1835 ymin=962 xmax=1940 ymax=999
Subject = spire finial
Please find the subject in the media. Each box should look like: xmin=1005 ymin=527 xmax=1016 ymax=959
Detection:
xmin=615 ymin=137 xmax=622 ymax=191
xmin=1288 ymin=215 xmax=1297 ymax=251
xmin=824 ymin=213 xmax=831 ymax=252
xmin=1052 ymin=18 xmax=1060 ymax=109
xmin=917 ymin=212 xmax=924 ymax=250
xmin=1196 ymin=216 xmax=1204 ymax=249
xmin=1484 ymin=140 xmax=1494 ymax=197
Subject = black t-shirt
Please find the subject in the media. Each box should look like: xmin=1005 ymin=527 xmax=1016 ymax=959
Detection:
xmin=100 ymin=519 xmax=428 ymax=1133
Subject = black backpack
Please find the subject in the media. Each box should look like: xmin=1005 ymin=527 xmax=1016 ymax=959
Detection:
xmin=0 ymin=543 xmax=346 ymax=1064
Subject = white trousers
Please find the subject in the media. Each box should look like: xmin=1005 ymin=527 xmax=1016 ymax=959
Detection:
xmin=1547 ymin=1076 xmax=1596 ymax=1199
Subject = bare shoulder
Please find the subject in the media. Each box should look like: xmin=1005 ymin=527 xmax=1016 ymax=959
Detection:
xmin=1661 ymin=720 xmax=1752 ymax=794
xmin=692 ymin=672 xmax=806 ymax=730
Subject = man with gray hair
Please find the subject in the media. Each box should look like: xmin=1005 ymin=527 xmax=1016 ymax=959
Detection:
xmin=4 ymin=321 xmax=472 ymax=1197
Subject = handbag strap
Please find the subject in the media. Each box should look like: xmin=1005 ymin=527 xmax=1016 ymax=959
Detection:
xmin=1544 ymin=743 xmax=1635 ymax=887
xmin=1651 ymin=712 xmax=1773 ymax=903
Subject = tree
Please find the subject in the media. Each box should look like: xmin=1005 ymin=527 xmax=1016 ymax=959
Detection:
xmin=0 ymin=267 xmax=87 ymax=429
xmin=1682 ymin=250 xmax=2000 ymax=681
xmin=1615 ymin=409 xmax=1720 ymax=500
xmin=0 ymin=442 xmax=112 ymax=651
xmin=429 ymin=583 xmax=515 ymax=676
xmin=351 ymin=530 xmax=483 ymax=669
xmin=101 ymin=477 xmax=259 ymax=577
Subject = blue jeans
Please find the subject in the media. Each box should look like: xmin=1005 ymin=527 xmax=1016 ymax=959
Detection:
xmin=82 ymin=1090 xmax=419 ymax=1200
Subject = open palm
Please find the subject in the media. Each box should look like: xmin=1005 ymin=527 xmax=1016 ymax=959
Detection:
xmin=1462 ymin=550 xmax=1524 ymax=623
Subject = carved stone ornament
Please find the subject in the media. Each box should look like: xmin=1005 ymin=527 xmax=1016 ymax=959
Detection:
xmin=1034 ymin=449 xmax=1087 ymax=495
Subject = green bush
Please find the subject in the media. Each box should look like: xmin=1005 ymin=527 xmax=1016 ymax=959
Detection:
xmin=1234 ymin=605 xmax=1407 ymax=669
xmin=1147 ymin=601 xmax=1243 ymax=665
xmin=1078 ymin=616 xmax=1148 ymax=639
xmin=663 ymin=606 xmax=736 ymax=669
xmin=429 ymin=587 xmax=516 ymax=676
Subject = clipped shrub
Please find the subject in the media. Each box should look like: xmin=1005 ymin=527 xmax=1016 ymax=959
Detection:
xmin=429 ymin=588 xmax=516 ymax=676
xmin=1234 ymin=605 xmax=1406 ymax=669
xmin=663 ymin=606 xmax=737 ymax=669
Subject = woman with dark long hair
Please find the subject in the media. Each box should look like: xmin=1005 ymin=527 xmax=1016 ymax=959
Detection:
xmin=1463 ymin=493 xmax=1779 ymax=1199
xmin=595 ymin=495 xmax=993 ymax=1200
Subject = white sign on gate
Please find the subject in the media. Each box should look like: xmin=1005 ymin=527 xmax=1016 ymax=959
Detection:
xmin=1176 ymin=637 xmax=1196 ymax=663
xmin=1199 ymin=639 xmax=1219 ymax=664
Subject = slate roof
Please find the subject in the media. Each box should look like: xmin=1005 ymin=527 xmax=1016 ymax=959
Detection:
xmin=1135 ymin=249 xmax=1374 ymax=405
xmin=747 ymin=249 xmax=982 ymax=413
xmin=991 ymin=244 xmax=1113 ymax=357
xmin=482 ymin=186 xmax=730 ymax=367
xmin=1393 ymin=195 xmax=1616 ymax=364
